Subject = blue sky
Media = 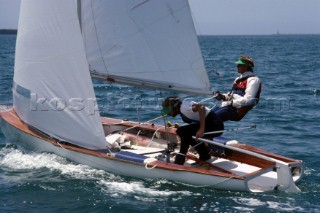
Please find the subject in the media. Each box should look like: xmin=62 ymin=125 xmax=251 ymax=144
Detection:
xmin=0 ymin=0 xmax=319 ymax=35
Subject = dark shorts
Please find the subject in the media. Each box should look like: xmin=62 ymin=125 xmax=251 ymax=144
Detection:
xmin=213 ymin=106 xmax=238 ymax=122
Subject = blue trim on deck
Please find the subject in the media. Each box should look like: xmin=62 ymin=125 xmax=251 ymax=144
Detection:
xmin=93 ymin=149 xmax=148 ymax=163
xmin=115 ymin=151 xmax=148 ymax=163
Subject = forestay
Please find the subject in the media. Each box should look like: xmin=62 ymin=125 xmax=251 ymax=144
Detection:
xmin=13 ymin=0 xmax=106 ymax=149
xmin=80 ymin=0 xmax=211 ymax=95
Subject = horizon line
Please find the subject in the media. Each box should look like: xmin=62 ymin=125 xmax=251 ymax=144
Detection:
xmin=0 ymin=29 xmax=319 ymax=36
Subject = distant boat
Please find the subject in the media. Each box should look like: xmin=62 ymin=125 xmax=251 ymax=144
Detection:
xmin=273 ymin=29 xmax=282 ymax=36
xmin=0 ymin=0 xmax=303 ymax=192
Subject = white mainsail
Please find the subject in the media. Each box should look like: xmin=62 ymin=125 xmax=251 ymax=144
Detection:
xmin=13 ymin=0 xmax=106 ymax=149
xmin=80 ymin=0 xmax=211 ymax=95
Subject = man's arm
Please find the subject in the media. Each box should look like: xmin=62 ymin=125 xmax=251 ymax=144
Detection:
xmin=192 ymin=104 xmax=206 ymax=138
xmin=232 ymin=77 xmax=261 ymax=108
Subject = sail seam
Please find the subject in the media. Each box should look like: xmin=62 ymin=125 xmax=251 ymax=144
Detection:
xmin=131 ymin=0 xmax=150 ymax=11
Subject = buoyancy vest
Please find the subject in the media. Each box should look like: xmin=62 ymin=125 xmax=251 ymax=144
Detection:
xmin=231 ymin=75 xmax=262 ymax=121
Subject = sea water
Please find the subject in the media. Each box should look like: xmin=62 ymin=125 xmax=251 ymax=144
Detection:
xmin=0 ymin=34 xmax=319 ymax=212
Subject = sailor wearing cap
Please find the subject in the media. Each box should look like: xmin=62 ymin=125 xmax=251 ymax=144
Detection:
xmin=213 ymin=56 xmax=262 ymax=121
xmin=162 ymin=97 xmax=224 ymax=165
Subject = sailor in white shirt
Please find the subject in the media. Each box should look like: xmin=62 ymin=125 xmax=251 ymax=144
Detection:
xmin=162 ymin=97 xmax=224 ymax=165
xmin=214 ymin=56 xmax=262 ymax=121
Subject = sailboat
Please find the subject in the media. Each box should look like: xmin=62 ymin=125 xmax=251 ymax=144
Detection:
xmin=0 ymin=0 xmax=304 ymax=192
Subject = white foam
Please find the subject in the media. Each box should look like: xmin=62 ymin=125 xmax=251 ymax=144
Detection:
xmin=98 ymin=180 xmax=192 ymax=198
xmin=0 ymin=148 xmax=66 ymax=170
xmin=304 ymin=167 xmax=314 ymax=176
xmin=266 ymin=201 xmax=305 ymax=212
xmin=234 ymin=198 xmax=265 ymax=207
xmin=232 ymin=197 xmax=305 ymax=212
xmin=233 ymin=207 xmax=255 ymax=212
xmin=0 ymin=147 xmax=111 ymax=180
xmin=0 ymin=147 xmax=193 ymax=200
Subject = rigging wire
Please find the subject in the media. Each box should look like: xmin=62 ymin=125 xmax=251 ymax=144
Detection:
xmin=120 ymin=115 xmax=166 ymax=133
xmin=190 ymin=8 xmax=229 ymax=92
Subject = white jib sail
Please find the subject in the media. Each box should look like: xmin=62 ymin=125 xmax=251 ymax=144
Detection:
xmin=80 ymin=0 xmax=211 ymax=95
xmin=13 ymin=0 xmax=107 ymax=149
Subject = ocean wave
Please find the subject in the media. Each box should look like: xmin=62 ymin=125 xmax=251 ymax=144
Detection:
xmin=0 ymin=147 xmax=111 ymax=181
xmin=98 ymin=180 xmax=192 ymax=199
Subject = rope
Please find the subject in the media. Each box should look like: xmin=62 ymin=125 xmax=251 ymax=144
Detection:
xmin=190 ymin=140 xmax=204 ymax=150
xmin=145 ymin=162 xmax=157 ymax=170
xmin=120 ymin=115 xmax=166 ymax=133
xmin=175 ymin=152 xmax=186 ymax=157
xmin=136 ymin=130 xmax=142 ymax=137
xmin=198 ymin=96 xmax=215 ymax=103
xmin=203 ymin=125 xmax=256 ymax=135
xmin=199 ymin=96 xmax=218 ymax=111
xmin=147 ymin=126 xmax=164 ymax=147
xmin=56 ymin=142 xmax=68 ymax=151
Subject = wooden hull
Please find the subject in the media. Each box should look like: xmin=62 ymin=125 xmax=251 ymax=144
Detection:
xmin=0 ymin=107 xmax=304 ymax=192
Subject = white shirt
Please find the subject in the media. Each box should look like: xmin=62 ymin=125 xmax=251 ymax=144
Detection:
xmin=180 ymin=100 xmax=210 ymax=121
xmin=221 ymin=72 xmax=261 ymax=108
